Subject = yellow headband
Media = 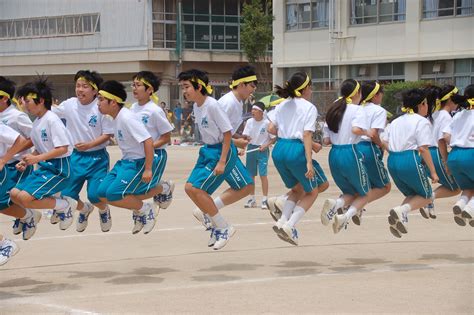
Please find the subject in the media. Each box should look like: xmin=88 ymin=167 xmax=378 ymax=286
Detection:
xmin=440 ymin=87 xmax=458 ymax=102
xmin=433 ymin=98 xmax=442 ymax=112
xmin=76 ymin=77 xmax=98 ymax=91
xmin=294 ymin=75 xmax=310 ymax=97
xmin=229 ymin=75 xmax=257 ymax=89
xmin=191 ymin=78 xmax=213 ymax=95
xmin=0 ymin=90 xmax=11 ymax=99
xmin=336 ymin=81 xmax=360 ymax=104
xmin=401 ymin=107 xmax=414 ymax=114
xmin=138 ymin=78 xmax=160 ymax=104
xmin=361 ymin=83 xmax=380 ymax=105
xmin=468 ymin=98 xmax=474 ymax=109
xmin=25 ymin=93 xmax=38 ymax=100
xmin=99 ymin=90 xmax=124 ymax=103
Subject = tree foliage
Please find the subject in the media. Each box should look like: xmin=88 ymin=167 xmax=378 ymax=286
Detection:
xmin=382 ymin=80 xmax=431 ymax=116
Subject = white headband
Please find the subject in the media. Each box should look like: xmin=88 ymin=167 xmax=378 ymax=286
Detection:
xmin=252 ymin=105 xmax=263 ymax=112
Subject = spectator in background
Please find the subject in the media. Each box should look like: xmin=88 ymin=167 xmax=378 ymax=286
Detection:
xmin=174 ymin=103 xmax=183 ymax=135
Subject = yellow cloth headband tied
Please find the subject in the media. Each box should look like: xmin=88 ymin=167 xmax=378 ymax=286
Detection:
xmin=99 ymin=90 xmax=124 ymax=103
xmin=336 ymin=81 xmax=360 ymax=104
xmin=433 ymin=98 xmax=442 ymax=112
xmin=0 ymin=90 xmax=11 ymax=99
xmin=467 ymin=98 xmax=474 ymax=109
xmin=139 ymin=78 xmax=160 ymax=104
xmin=440 ymin=87 xmax=458 ymax=102
xmin=229 ymin=75 xmax=257 ymax=89
xmin=191 ymin=78 xmax=213 ymax=95
xmin=25 ymin=93 xmax=38 ymax=100
xmin=294 ymin=75 xmax=310 ymax=97
xmin=361 ymin=82 xmax=380 ymax=105
xmin=401 ymin=107 xmax=414 ymax=114
xmin=76 ymin=77 xmax=98 ymax=91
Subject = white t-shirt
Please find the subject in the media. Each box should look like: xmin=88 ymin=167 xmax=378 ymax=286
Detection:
xmin=266 ymin=109 xmax=276 ymax=123
xmin=0 ymin=124 xmax=20 ymax=158
xmin=243 ymin=118 xmax=272 ymax=146
xmin=218 ymin=91 xmax=243 ymax=135
xmin=272 ymin=98 xmax=317 ymax=140
xmin=354 ymin=102 xmax=387 ymax=142
xmin=53 ymin=97 xmax=114 ymax=151
xmin=193 ymin=96 xmax=233 ymax=145
xmin=430 ymin=110 xmax=452 ymax=147
xmin=0 ymin=105 xmax=32 ymax=162
xmin=383 ymin=113 xmax=432 ymax=152
xmin=443 ymin=109 xmax=474 ymax=148
xmin=323 ymin=104 xmax=365 ymax=145
xmin=114 ymin=108 xmax=152 ymax=160
xmin=31 ymin=111 xmax=72 ymax=158
xmin=130 ymin=101 xmax=174 ymax=149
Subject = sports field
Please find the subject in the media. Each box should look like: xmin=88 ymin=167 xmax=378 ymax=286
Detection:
xmin=1 ymin=145 xmax=472 ymax=314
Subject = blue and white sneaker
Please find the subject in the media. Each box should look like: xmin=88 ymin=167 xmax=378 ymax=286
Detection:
xmin=213 ymin=225 xmax=236 ymax=250
xmin=280 ymin=223 xmax=298 ymax=246
xmin=389 ymin=206 xmax=408 ymax=234
xmin=192 ymin=208 xmax=213 ymax=230
xmin=57 ymin=197 xmax=76 ymax=231
xmin=208 ymin=228 xmax=217 ymax=247
xmin=132 ymin=212 xmax=144 ymax=234
xmin=461 ymin=205 xmax=474 ymax=227
xmin=76 ymin=202 xmax=94 ymax=233
xmin=99 ymin=205 xmax=112 ymax=232
xmin=12 ymin=219 xmax=23 ymax=235
xmin=388 ymin=215 xmax=402 ymax=238
xmin=142 ymin=202 xmax=158 ymax=234
xmin=333 ymin=214 xmax=350 ymax=234
xmin=50 ymin=210 xmax=60 ymax=224
xmin=427 ymin=203 xmax=436 ymax=219
xmin=22 ymin=210 xmax=42 ymax=240
xmin=321 ymin=199 xmax=337 ymax=226
xmin=153 ymin=180 xmax=175 ymax=209
xmin=0 ymin=238 xmax=19 ymax=266
xmin=272 ymin=219 xmax=289 ymax=242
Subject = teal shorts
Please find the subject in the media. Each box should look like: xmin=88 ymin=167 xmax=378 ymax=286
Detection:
xmin=388 ymin=150 xmax=432 ymax=199
xmin=329 ymin=144 xmax=370 ymax=196
xmin=0 ymin=162 xmax=34 ymax=210
xmin=447 ymin=147 xmax=474 ymax=190
xmin=357 ymin=142 xmax=390 ymax=189
xmin=428 ymin=147 xmax=459 ymax=191
xmin=272 ymin=138 xmax=327 ymax=193
xmin=246 ymin=144 xmax=269 ymax=177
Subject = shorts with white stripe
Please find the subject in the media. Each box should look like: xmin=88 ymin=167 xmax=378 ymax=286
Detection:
xmin=357 ymin=141 xmax=390 ymax=189
xmin=428 ymin=147 xmax=459 ymax=191
xmin=447 ymin=146 xmax=474 ymax=190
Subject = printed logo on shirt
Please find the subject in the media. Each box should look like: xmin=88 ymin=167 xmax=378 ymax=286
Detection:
xmin=118 ymin=130 xmax=124 ymax=141
xmin=1 ymin=119 xmax=8 ymax=125
xmin=41 ymin=128 xmax=48 ymax=142
xmin=88 ymin=115 xmax=98 ymax=127
xmin=260 ymin=127 xmax=266 ymax=134
xmin=201 ymin=116 xmax=209 ymax=128
xmin=141 ymin=115 xmax=150 ymax=125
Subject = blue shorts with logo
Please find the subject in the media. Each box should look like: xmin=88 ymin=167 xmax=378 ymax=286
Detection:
xmin=447 ymin=146 xmax=474 ymax=190
xmin=0 ymin=161 xmax=34 ymax=210
xmin=224 ymin=142 xmax=254 ymax=190
xmin=246 ymin=144 xmax=269 ymax=177
xmin=97 ymin=154 xmax=161 ymax=202
xmin=357 ymin=141 xmax=390 ymax=189
xmin=15 ymin=157 xmax=72 ymax=200
xmin=427 ymin=147 xmax=459 ymax=191
xmin=329 ymin=144 xmax=370 ymax=196
xmin=188 ymin=143 xmax=238 ymax=195
xmin=61 ymin=149 xmax=110 ymax=204
xmin=388 ymin=150 xmax=432 ymax=199
xmin=272 ymin=138 xmax=327 ymax=193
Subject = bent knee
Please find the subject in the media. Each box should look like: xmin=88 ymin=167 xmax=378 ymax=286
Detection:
xmin=318 ymin=181 xmax=329 ymax=193
xmin=185 ymin=183 xmax=195 ymax=197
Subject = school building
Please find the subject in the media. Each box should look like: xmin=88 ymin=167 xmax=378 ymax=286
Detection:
xmin=272 ymin=0 xmax=474 ymax=113
xmin=0 ymin=0 xmax=271 ymax=107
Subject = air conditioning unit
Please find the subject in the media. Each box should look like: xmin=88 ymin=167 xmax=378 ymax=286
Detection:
xmin=358 ymin=66 xmax=369 ymax=76
xmin=432 ymin=62 xmax=445 ymax=73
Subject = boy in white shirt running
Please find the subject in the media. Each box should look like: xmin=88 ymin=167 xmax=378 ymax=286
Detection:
xmin=96 ymin=81 xmax=160 ymax=235
xmin=52 ymin=70 xmax=114 ymax=233
xmin=130 ymin=71 xmax=175 ymax=210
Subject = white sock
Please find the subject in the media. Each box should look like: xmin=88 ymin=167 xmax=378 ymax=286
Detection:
xmin=21 ymin=208 xmax=33 ymax=220
xmin=262 ymin=196 xmax=268 ymax=202
xmin=138 ymin=202 xmax=149 ymax=214
xmin=98 ymin=205 xmax=109 ymax=214
xmin=467 ymin=198 xmax=474 ymax=208
xmin=54 ymin=198 xmax=69 ymax=211
xmin=287 ymin=206 xmax=305 ymax=227
xmin=213 ymin=197 xmax=225 ymax=210
xmin=345 ymin=206 xmax=357 ymax=218
xmin=458 ymin=195 xmax=469 ymax=208
xmin=401 ymin=204 xmax=411 ymax=214
xmin=431 ymin=192 xmax=436 ymax=201
xmin=281 ymin=200 xmax=296 ymax=222
xmin=211 ymin=212 xmax=228 ymax=229
xmin=335 ymin=197 xmax=345 ymax=210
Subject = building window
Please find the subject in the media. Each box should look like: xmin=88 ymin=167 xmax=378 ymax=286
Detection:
xmin=423 ymin=0 xmax=473 ymax=19
xmin=349 ymin=62 xmax=404 ymax=83
xmin=152 ymin=0 xmax=177 ymax=48
xmin=421 ymin=59 xmax=473 ymax=90
xmin=350 ymin=0 xmax=406 ymax=25
xmin=286 ymin=0 xmax=330 ymax=30
xmin=454 ymin=59 xmax=474 ymax=91
xmin=0 ymin=14 xmax=100 ymax=39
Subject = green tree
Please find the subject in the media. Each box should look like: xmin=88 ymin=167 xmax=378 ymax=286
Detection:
xmin=241 ymin=0 xmax=273 ymax=91
xmin=382 ymin=80 xmax=432 ymax=117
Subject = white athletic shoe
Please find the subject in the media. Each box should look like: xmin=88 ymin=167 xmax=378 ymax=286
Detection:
xmin=208 ymin=228 xmax=217 ymax=247
xmin=132 ymin=212 xmax=144 ymax=234
xmin=153 ymin=180 xmax=175 ymax=209
xmin=332 ymin=214 xmax=349 ymax=234
xmin=76 ymin=202 xmax=94 ymax=233
xmin=280 ymin=223 xmax=298 ymax=246
xmin=244 ymin=199 xmax=257 ymax=208
xmin=192 ymin=208 xmax=213 ymax=230
xmin=50 ymin=210 xmax=60 ymax=224
xmin=453 ymin=201 xmax=467 ymax=226
xmin=351 ymin=208 xmax=365 ymax=226
xmin=213 ymin=225 xmax=236 ymax=250
xmin=57 ymin=197 xmax=77 ymax=231
xmin=321 ymin=199 xmax=337 ymax=226
xmin=99 ymin=205 xmax=112 ymax=232
xmin=22 ymin=210 xmax=42 ymax=240
xmin=272 ymin=219 xmax=289 ymax=242
xmin=461 ymin=205 xmax=474 ymax=227
xmin=389 ymin=206 xmax=408 ymax=234
xmin=141 ymin=202 xmax=159 ymax=234
xmin=12 ymin=219 xmax=23 ymax=235
xmin=0 ymin=238 xmax=19 ymax=266
xmin=427 ymin=203 xmax=436 ymax=219
xmin=388 ymin=215 xmax=402 ymax=238
xmin=261 ymin=200 xmax=269 ymax=210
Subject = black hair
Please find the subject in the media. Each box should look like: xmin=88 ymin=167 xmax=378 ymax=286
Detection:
xmin=132 ymin=71 xmax=161 ymax=93
xmin=326 ymin=79 xmax=359 ymax=133
xmin=401 ymin=88 xmax=426 ymax=114
xmin=361 ymin=81 xmax=383 ymax=104
xmin=74 ymin=70 xmax=103 ymax=89
xmin=452 ymin=84 xmax=474 ymax=109
xmin=422 ymin=85 xmax=441 ymax=122
xmin=252 ymin=101 xmax=265 ymax=111
xmin=274 ymin=72 xmax=310 ymax=99
xmin=231 ymin=65 xmax=257 ymax=90
xmin=0 ymin=76 xmax=16 ymax=106
xmin=99 ymin=80 xmax=127 ymax=107
xmin=439 ymin=84 xmax=458 ymax=105
xmin=177 ymin=69 xmax=211 ymax=96
xmin=17 ymin=77 xmax=54 ymax=110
